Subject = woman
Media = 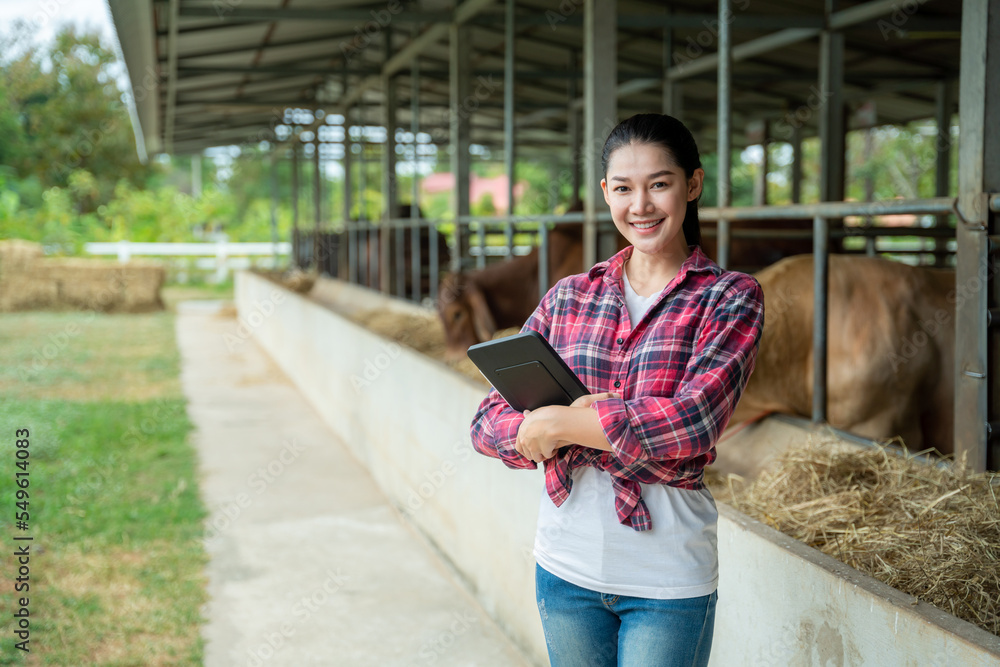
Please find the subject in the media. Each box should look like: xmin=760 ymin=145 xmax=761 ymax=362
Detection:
xmin=470 ymin=113 xmax=765 ymax=667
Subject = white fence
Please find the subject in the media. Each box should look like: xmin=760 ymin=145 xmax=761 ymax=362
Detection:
xmin=84 ymin=241 xmax=290 ymax=281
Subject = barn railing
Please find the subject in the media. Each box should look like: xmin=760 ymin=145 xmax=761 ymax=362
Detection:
xmin=294 ymin=195 xmax=959 ymax=296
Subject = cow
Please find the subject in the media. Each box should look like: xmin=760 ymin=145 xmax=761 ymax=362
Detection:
xmin=438 ymin=223 xmax=622 ymax=360
xmin=721 ymin=253 xmax=955 ymax=470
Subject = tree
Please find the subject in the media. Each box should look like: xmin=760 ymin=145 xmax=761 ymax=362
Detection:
xmin=0 ymin=24 xmax=150 ymax=207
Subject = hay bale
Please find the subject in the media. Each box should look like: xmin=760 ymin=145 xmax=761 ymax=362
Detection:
xmin=722 ymin=437 xmax=1000 ymax=636
xmin=0 ymin=239 xmax=43 ymax=276
xmin=0 ymin=273 xmax=58 ymax=310
xmin=0 ymin=257 xmax=164 ymax=313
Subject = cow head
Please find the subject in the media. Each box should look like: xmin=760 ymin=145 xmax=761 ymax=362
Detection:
xmin=437 ymin=272 xmax=497 ymax=360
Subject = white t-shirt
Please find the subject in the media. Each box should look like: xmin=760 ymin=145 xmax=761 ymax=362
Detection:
xmin=533 ymin=263 xmax=719 ymax=599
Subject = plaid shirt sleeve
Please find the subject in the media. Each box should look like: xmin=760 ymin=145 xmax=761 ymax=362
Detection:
xmin=469 ymin=290 xmax=555 ymax=471
xmin=592 ymin=277 xmax=765 ymax=470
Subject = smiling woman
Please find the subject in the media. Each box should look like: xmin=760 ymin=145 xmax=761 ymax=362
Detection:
xmin=471 ymin=113 xmax=766 ymax=667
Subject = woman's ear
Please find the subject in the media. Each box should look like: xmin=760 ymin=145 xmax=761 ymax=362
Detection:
xmin=688 ymin=168 xmax=705 ymax=202
xmin=600 ymin=178 xmax=610 ymax=206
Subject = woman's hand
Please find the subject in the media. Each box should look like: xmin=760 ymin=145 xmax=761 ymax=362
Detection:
xmin=570 ymin=391 xmax=621 ymax=409
xmin=515 ymin=407 xmax=570 ymax=463
xmin=515 ymin=393 xmax=621 ymax=462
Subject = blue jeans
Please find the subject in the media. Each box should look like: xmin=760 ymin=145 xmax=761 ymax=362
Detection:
xmin=535 ymin=564 xmax=716 ymax=667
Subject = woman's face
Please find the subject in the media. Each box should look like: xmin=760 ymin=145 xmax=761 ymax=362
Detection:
xmin=600 ymin=141 xmax=704 ymax=259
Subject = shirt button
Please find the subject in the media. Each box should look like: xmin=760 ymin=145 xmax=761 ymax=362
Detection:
xmin=613 ymin=380 xmax=621 ymax=388
xmin=616 ymin=337 xmax=624 ymax=345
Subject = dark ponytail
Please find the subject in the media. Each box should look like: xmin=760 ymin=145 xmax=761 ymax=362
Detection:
xmin=601 ymin=114 xmax=703 ymax=249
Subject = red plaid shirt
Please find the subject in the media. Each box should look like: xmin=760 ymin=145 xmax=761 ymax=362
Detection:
xmin=470 ymin=244 xmax=765 ymax=531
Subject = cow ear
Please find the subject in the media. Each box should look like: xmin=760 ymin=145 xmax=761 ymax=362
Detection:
xmin=467 ymin=284 xmax=497 ymax=343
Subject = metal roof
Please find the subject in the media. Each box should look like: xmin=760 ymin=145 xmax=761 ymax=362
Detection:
xmin=108 ymin=0 xmax=963 ymax=157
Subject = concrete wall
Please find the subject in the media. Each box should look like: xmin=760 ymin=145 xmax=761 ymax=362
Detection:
xmin=237 ymin=270 xmax=1000 ymax=666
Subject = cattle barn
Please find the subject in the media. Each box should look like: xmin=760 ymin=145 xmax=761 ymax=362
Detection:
xmin=109 ymin=0 xmax=1000 ymax=662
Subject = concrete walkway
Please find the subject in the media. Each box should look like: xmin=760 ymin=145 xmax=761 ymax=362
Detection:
xmin=176 ymin=301 xmax=529 ymax=667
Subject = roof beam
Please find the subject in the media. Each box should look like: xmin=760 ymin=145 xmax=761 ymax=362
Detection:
xmin=158 ymin=32 xmax=356 ymax=61
xmin=178 ymin=64 xmax=383 ymax=77
xmin=179 ymin=6 xmax=453 ymax=23
xmin=469 ymin=11 xmax=958 ymax=31
xmin=164 ymin=0 xmax=180 ymax=153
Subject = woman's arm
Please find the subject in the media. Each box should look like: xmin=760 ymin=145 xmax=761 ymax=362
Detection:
xmin=513 ymin=392 xmax=618 ymax=463
xmin=592 ymin=278 xmax=765 ymax=469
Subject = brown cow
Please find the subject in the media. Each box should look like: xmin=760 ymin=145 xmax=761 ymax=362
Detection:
xmin=725 ymin=253 xmax=955 ymax=458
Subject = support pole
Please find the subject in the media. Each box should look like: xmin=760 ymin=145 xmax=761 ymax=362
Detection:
xmin=291 ymin=143 xmax=299 ymax=267
xmin=450 ymin=23 xmax=471 ymax=273
xmin=344 ymin=109 xmax=356 ymax=285
xmin=411 ymin=31 xmax=423 ymax=303
xmin=814 ymin=0 xmax=845 ymax=425
xmin=313 ymin=137 xmax=321 ymax=271
xmin=269 ymin=153 xmax=279 ymax=268
xmin=790 ymin=124 xmax=803 ymax=204
xmin=955 ymin=0 xmax=1000 ymax=472
xmin=568 ymin=50 xmax=582 ymax=206
xmin=383 ymin=26 xmax=397 ymax=295
xmin=717 ymin=0 xmax=733 ymax=269
xmin=813 ymin=216 xmax=829 ymax=424
xmin=934 ymin=80 xmax=955 ymax=267
xmin=583 ymin=0 xmax=617 ymax=269
xmin=818 ymin=7 xmax=846 ymax=204
xmin=504 ymin=0 xmax=516 ymax=258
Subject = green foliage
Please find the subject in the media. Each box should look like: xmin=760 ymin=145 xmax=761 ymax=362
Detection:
xmin=845 ymin=120 xmax=957 ymax=202
xmin=0 ymin=25 xmax=150 ymax=199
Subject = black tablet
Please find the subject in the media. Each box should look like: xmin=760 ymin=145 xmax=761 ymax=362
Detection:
xmin=467 ymin=331 xmax=590 ymax=412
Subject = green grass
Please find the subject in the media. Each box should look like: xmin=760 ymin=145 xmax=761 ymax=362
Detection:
xmin=0 ymin=310 xmax=207 ymax=666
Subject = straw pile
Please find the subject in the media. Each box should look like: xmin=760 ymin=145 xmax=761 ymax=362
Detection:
xmin=347 ymin=308 xmax=521 ymax=384
xmin=715 ymin=436 xmax=1000 ymax=636
xmin=260 ymin=267 xmax=316 ymax=294
xmin=352 ymin=308 xmax=448 ymax=358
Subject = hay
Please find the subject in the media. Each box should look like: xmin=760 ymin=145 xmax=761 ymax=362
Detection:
xmin=352 ymin=308 xmax=448 ymax=357
xmin=718 ymin=436 xmax=1000 ymax=636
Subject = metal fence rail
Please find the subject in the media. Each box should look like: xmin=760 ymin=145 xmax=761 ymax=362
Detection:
xmin=293 ymin=196 xmax=960 ymax=302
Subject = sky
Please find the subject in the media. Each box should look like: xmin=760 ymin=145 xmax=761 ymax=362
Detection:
xmin=0 ymin=0 xmax=117 ymax=50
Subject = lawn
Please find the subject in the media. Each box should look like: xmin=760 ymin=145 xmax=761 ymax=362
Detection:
xmin=0 ymin=297 xmax=210 ymax=666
